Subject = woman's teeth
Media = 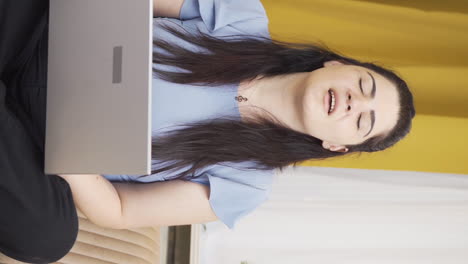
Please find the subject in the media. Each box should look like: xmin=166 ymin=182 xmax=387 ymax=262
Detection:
xmin=328 ymin=89 xmax=336 ymax=114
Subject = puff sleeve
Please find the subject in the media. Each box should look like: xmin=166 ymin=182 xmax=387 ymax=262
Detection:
xmin=188 ymin=161 xmax=275 ymax=229
xmin=178 ymin=0 xmax=270 ymax=38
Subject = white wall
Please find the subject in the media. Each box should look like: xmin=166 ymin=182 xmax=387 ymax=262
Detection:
xmin=196 ymin=166 xmax=468 ymax=264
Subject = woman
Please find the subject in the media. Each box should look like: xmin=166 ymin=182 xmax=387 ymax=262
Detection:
xmin=0 ymin=0 xmax=415 ymax=262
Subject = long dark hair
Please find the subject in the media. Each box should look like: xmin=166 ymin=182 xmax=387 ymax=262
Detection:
xmin=147 ymin=22 xmax=415 ymax=180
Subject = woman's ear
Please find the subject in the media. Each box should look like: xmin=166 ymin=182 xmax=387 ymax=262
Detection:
xmin=324 ymin=60 xmax=344 ymax=68
xmin=322 ymin=141 xmax=331 ymax=150
xmin=322 ymin=141 xmax=348 ymax=153
xmin=330 ymin=146 xmax=349 ymax=153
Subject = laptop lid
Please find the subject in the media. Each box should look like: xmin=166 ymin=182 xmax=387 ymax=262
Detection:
xmin=45 ymin=0 xmax=153 ymax=175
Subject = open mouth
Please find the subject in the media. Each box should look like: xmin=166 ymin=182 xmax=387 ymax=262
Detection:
xmin=328 ymin=89 xmax=336 ymax=115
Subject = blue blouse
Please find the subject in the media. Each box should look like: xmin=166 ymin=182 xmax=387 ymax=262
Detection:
xmin=103 ymin=0 xmax=275 ymax=229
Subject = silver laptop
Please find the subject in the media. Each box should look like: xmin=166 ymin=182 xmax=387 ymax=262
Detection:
xmin=45 ymin=0 xmax=153 ymax=175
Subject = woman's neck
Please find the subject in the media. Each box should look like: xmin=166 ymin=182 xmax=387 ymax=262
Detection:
xmin=236 ymin=72 xmax=310 ymax=134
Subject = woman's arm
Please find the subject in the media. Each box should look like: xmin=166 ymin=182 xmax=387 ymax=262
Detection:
xmin=153 ymin=0 xmax=185 ymax=18
xmin=58 ymin=174 xmax=218 ymax=229
xmin=58 ymin=174 xmax=125 ymax=229
xmin=114 ymin=179 xmax=217 ymax=229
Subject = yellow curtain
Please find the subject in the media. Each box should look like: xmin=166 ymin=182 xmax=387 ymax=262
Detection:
xmin=262 ymin=0 xmax=468 ymax=174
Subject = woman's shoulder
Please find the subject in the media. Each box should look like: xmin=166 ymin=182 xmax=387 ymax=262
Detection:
xmin=155 ymin=0 xmax=270 ymax=39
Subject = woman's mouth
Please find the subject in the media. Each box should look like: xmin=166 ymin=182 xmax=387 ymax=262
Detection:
xmin=327 ymin=89 xmax=337 ymax=115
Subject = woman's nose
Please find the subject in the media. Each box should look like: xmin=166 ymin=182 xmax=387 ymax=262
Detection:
xmin=345 ymin=91 xmax=366 ymax=113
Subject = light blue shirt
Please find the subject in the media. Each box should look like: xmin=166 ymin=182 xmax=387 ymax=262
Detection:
xmin=103 ymin=0 xmax=274 ymax=229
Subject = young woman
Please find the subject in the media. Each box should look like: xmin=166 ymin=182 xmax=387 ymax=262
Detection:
xmin=0 ymin=0 xmax=415 ymax=262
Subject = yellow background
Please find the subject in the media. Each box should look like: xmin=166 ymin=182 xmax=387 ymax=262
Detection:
xmin=262 ymin=0 xmax=468 ymax=174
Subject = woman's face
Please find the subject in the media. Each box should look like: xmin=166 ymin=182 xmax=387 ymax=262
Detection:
xmin=301 ymin=60 xmax=400 ymax=151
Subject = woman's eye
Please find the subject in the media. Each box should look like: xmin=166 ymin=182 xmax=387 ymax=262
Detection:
xmin=357 ymin=113 xmax=362 ymax=130
xmin=359 ymin=77 xmax=367 ymax=96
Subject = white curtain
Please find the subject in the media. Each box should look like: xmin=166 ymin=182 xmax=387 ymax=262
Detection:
xmin=197 ymin=166 xmax=468 ymax=264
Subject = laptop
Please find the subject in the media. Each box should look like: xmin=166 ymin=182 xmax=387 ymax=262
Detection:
xmin=44 ymin=0 xmax=153 ymax=175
